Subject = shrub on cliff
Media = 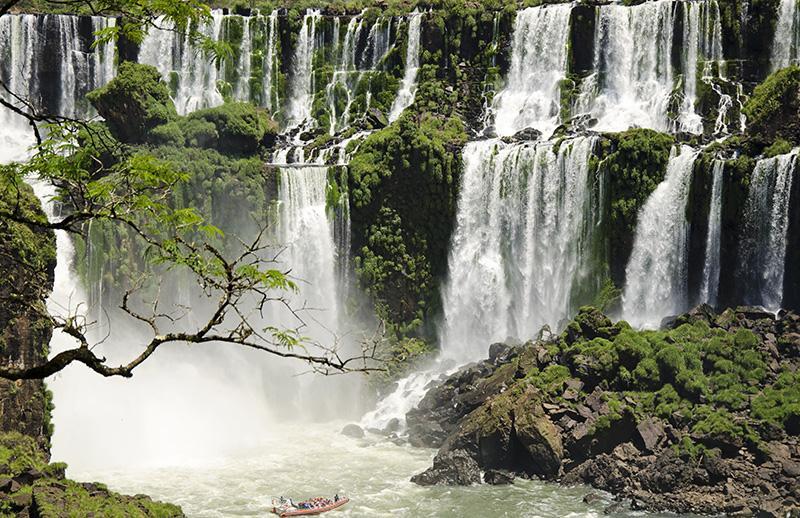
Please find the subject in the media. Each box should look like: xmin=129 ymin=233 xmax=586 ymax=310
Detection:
xmin=87 ymin=62 xmax=177 ymax=144
xmin=742 ymin=65 xmax=800 ymax=144
xmin=595 ymin=129 xmax=675 ymax=284
xmin=349 ymin=111 xmax=466 ymax=334
xmin=186 ymin=102 xmax=278 ymax=155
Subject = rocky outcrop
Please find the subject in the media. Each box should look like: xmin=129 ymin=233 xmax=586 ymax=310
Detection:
xmin=409 ymin=306 xmax=800 ymax=516
xmin=0 ymin=185 xmax=184 ymax=516
xmin=410 ymin=449 xmax=481 ymax=486
xmin=0 ymin=432 xmax=183 ymax=517
xmin=0 ymin=181 xmax=56 ymax=453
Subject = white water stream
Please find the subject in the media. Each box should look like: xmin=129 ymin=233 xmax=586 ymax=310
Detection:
xmin=699 ymin=159 xmax=724 ymax=306
xmin=622 ymin=146 xmax=699 ymax=328
xmin=737 ymin=149 xmax=797 ymax=310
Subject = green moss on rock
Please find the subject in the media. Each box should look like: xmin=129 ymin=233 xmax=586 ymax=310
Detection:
xmin=742 ymin=65 xmax=800 ymax=145
xmin=87 ymin=62 xmax=178 ymax=144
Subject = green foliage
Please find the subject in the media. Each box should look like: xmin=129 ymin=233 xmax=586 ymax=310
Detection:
xmin=596 ymin=129 xmax=675 ymax=283
xmin=379 ymin=337 xmax=435 ymax=382
xmin=528 ymin=364 xmax=572 ymax=396
xmin=87 ymin=62 xmax=178 ymax=144
xmin=763 ymin=138 xmax=793 ymax=157
xmin=148 ymin=122 xmax=186 ymax=147
xmin=752 ymin=370 xmax=800 ymax=429
xmin=187 ymin=102 xmax=277 ymax=154
xmin=349 ymin=111 xmax=466 ymax=334
xmin=0 ymin=177 xmax=56 ymax=307
xmin=742 ymin=65 xmax=800 ymax=144
xmin=0 ymin=432 xmax=49 ymax=477
xmin=33 ymin=479 xmax=184 ymax=517
xmin=76 ymin=145 xmax=268 ymax=296
xmin=356 ymin=206 xmax=432 ymax=333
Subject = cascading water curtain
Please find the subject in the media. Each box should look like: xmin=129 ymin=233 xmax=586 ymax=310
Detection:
xmin=737 ymin=149 xmax=798 ymax=310
xmin=575 ymin=0 xmax=724 ymax=135
xmin=0 ymin=14 xmax=116 ymax=160
xmin=490 ymin=4 xmax=572 ymax=138
xmin=771 ymin=0 xmax=800 ymax=71
xmin=439 ymin=136 xmax=599 ymax=363
xmin=622 ymin=146 xmax=699 ymax=328
xmin=699 ymin=159 xmax=725 ymax=307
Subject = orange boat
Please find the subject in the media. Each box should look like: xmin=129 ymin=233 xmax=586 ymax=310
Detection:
xmin=271 ymin=496 xmax=349 ymax=517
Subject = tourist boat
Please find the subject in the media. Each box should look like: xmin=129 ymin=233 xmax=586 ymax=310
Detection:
xmin=271 ymin=496 xmax=349 ymax=517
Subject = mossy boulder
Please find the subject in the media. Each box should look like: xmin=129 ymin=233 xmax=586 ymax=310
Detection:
xmin=512 ymin=388 xmax=563 ymax=477
xmin=441 ymin=385 xmax=562 ymax=477
xmin=742 ymin=66 xmax=800 ymax=145
xmin=87 ymin=62 xmax=177 ymax=144
xmin=185 ymin=102 xmax=278 ymax=155
xmin=0 ymin=432 xmax=183 ymax=517
xmin=32 ymin=479 xmax=184 ymax=517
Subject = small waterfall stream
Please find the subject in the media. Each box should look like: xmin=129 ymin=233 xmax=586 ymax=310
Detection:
xmin=286 ymin=10 xmax=321 ymax=130
xmin=490 ymin=4 xmax=572 ymax=137
xmin=388 ymin=10 xmax=422 ymax=122
xmin=699 ymin=159 xmax=725 ymax=306
xmin=622 ymin=146 xmax=699 ymax=328
xmin=737 ymin=149 xmax=797 ymax=310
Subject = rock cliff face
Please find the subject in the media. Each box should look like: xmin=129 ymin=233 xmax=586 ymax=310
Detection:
xmin=0 ymin=181 xmax=56 ymax=453
xmin=0 ymin=182 xmax=184 ymax=516
xmin=409 ymin=306 xmax=800 ymax=516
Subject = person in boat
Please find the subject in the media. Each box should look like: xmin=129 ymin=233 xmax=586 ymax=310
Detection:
xmin=334 ymin=494 xmax=339 ymax=503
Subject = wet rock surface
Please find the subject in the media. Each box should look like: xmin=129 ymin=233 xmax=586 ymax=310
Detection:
xmin=409 ymin=306 xmax=800 ymax=516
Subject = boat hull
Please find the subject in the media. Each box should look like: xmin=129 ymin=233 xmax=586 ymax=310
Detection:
xmin=272 ymin=497 xmax=349 ymax=517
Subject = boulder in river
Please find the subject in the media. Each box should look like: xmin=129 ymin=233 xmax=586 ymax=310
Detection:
xmin=341 ymin=424 xmax=365 ymax=439
xmin=410 ymin=449 xmax=481 ymax=486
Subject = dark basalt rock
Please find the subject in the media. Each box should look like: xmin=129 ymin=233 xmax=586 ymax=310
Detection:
xmin=483 ymin=469 xmax=515 ymax=485
xmin=410 ymin=449 xmax=481 ymax=486
xmin=367 ymin=108 xmax=388 ymax=129
xmin=341 ymin=424 xmax=365 ymax=439
xmin=501 ymin=127 xmax=542 ymax=144
xmin=406 ymin=305 xmax=800 ymax=516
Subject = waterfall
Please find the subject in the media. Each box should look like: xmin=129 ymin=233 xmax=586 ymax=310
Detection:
xmin=0 ymin=14 xmax=116 ymax=159
xmin=364 ymin=17 xmax=394 ymax=69
xmin=388 ymin=10 xmax=422 ymax=122
xmin=363 ymin=136 xmax=600 ymax=428
xmin=576 ymin=1 xmax=676 ymax=132
xmin=286 ymin=10 xmax=322 ymax=129
xmin=699 ymin=159 xmax=724 ymax=306
xmin=439 ymin=136 xmax=599 ymax=363
xmin=277 ymin=166 xmax=340 ymax=327
xmin=263 ymin=11 xmax=279 ymax=112
xmin=771 ymin=0 xmax=800 ymax=71
xmin=139 ymin=11 xmax=226 ymax=114
xmin=275 ymin=165 xmax=364 ymax=418
xmin=233 ymin=16 xmax=253 ymax=102
xmin=491 ymin=4 xmax=572 ymax=138
xmin=680 ymin=1 xmax=725 ymax=134
xmin=622 ymin=146 xmax=699 ymax=328
xmin=576 ymin=0 xmax=722 ymax=134
xmin=737 ymin=149 xmax=797 ymax=310
xmin=0 ymin=15 xmax=41 ymax=156
xmin=326 ymin=14 xmax=366 ymax=135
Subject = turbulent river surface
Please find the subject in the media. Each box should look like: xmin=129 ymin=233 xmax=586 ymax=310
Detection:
xmin=58 ymin=422 xmax=648 ymax=518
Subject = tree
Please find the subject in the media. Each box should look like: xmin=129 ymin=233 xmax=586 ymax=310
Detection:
xmin=0 ymin=0 xmax=385 ymax=380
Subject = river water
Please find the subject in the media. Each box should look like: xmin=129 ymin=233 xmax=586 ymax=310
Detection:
xmin=62 ymin=422 xmax=633 ymax=518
